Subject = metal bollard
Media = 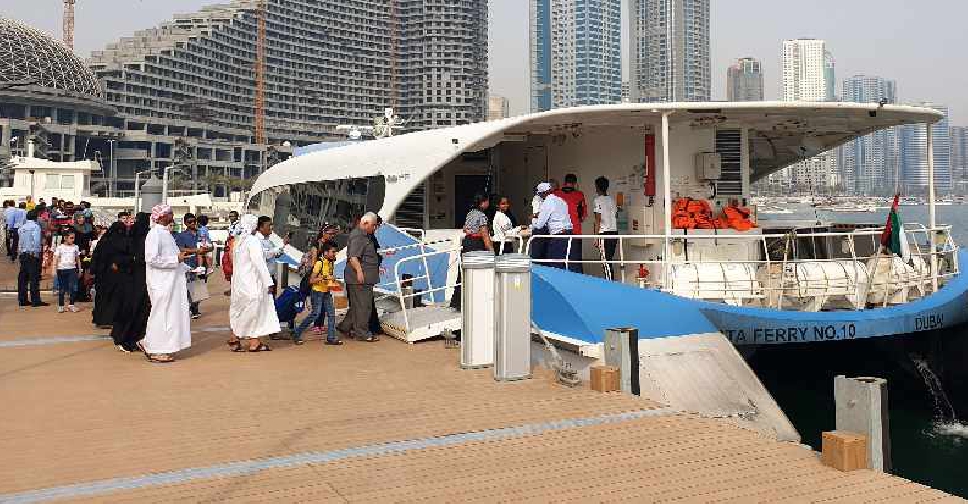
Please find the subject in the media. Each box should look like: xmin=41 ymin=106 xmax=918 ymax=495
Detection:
xmin=834 ymin=375 xmax=891 ymax=472
xmin=604 ymin=327 xmax=640 ymax=395
xmin=494 ymin=253 xmax=532 ymax=381
xmin=461 ymin=251 xmax=496 ymax=369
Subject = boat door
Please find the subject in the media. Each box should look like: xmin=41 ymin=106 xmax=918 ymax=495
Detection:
xmin=453 ymin=174 xmax=491 ymax=228
xmin=500 ymin=145 xmax=548 ymax=225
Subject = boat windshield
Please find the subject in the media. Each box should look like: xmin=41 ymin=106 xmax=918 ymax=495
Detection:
xmin=247 ymin=175 xmax=385 ymax=249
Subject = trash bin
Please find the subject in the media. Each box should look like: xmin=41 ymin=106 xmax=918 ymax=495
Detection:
xmin=460 ymin=251 xmax=495 ymax=369
xmin=494 ymin=253 xmax=532 ymax=381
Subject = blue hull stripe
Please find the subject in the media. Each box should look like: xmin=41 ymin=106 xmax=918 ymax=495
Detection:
xmin=532 ymin=251 xmax=968 ymax=345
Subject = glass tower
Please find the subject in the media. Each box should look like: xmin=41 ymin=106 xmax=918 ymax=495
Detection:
xmin=839 ymin=75 xmax=899 ymax=194
xmin=628 ymin=0 xmax=711 ymax=103
xmin=530 ymin=0 xmax=622 ymax=112
xmin=900 ymin=104 xmax=951 ymax=194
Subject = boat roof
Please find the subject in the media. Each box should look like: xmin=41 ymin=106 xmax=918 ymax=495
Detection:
xmin=251 ymin=102 xmax=942 ymax=198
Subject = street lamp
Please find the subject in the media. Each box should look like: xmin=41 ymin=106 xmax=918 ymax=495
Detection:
xmin=133 ymin=168 xmax=154 ymax=211
xmin=162 ymin=165 xmax=184 ymax=205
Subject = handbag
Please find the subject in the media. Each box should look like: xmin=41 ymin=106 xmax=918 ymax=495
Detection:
xmin=187 ymin=279 xmax=211 ymax=302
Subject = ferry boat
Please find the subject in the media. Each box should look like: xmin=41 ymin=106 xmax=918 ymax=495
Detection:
xmin=247 ymin=102 xmax=965 ymax=361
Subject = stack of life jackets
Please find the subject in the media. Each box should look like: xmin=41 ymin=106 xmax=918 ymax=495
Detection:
xmin=671 ymin=197 xmax=756 ymax=231
xmin=672 ymin=198 xmax=716 ymax=229
xmin=720 ymin=205 xmax=756 ymax=231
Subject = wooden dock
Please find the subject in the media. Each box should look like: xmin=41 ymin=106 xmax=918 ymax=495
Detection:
xmin=0 ymin=269 xmax=963 ymax=503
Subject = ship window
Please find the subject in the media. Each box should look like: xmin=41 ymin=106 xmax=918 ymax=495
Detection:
xmin=246 ymin=175 xmax=386 ymax=251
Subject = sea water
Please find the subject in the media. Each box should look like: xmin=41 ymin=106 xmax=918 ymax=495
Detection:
xmin=749 ymin=203 xmax=968 ymax=497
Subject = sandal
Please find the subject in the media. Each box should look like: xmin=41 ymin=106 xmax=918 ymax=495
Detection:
xmin=227 ymin=339 xmax=241 ymax=350
xmin=248 ymin=343 xmax=272 ymax=352
xmin=232 ymin=344 xmax=247 ymax=353
xmin=146 ymin=354 xmax=174 ymax=363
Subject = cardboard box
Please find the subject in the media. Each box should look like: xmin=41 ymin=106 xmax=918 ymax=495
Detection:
xmin=590 ymin=366 xmax=620 ymax=393
xmin=821 ymin=431 xmax=868 ymax=471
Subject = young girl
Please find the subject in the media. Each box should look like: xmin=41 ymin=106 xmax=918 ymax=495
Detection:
xmin=53 ymin=231 xmax=82 ymax=313
xmin=491 ymin=196 xmax=526 ymax=255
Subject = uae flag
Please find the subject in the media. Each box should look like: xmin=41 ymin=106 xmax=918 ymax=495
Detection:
xmin=880 ymin=194 xmax=910 ymax=260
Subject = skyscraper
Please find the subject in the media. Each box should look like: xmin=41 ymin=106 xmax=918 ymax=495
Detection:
xmin=529 ymin=0 xmax=622 ymax=112
xmin=781 ymin=39 xmax=832 ymax=102
xmin=900 ymin=104 xmax=951 ymax=194
xmin=628 ymin=0 xmax=711 ymax=103
xmin=487 ymin=95 xmax=510 ymax=121
xmin=839 ymin=75 xmax=899 ymax=194
xmin=952 ymin=125 xmax=968 ymax=193
xmin=83 ymin=1 xmax=488 ymax=193
xmin=726 ymin=57 xmax=764 ymax=102
xmin=778 ymin=39 xmax=837 ymax=191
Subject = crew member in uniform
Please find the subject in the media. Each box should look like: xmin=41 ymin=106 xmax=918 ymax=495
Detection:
xmin=530 ymin=183 xmax=572 ymax=269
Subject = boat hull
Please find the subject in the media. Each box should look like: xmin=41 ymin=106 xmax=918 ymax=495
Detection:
xmin=531 ymin=250 xmax=968 ymax=346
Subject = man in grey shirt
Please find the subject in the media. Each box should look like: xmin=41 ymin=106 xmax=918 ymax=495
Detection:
xmin=337 ymin=212 xmax=381 ymax=341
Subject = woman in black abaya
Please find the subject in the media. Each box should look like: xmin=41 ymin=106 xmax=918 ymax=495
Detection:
xmin=91 ymin=221 xmax=127 ymax=327
xmin=110 ymin=213 xmax=151 ymax=353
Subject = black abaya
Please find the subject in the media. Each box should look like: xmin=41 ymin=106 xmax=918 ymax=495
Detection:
xmin=91 ymin=223 xmax=126 ymax=327
xmin=110 ymin=214 xmax=151 ymax=350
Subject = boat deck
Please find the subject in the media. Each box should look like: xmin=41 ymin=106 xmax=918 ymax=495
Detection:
xmin=0 ymin=262 xmax=963 ymax=503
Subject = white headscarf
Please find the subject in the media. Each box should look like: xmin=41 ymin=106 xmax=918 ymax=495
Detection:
xmin=239 ymin=214 xmax=259 ymax=236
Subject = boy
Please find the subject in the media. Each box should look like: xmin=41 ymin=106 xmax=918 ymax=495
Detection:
xmin=53 ymin=231 xmax=82 ymax=313
xmin=593 ymin=176 xmax=618 ymax=277
xmin=197 ymin=215 xmax=212 ymax=275
xmin=292 ymin=242 xmax=342 ymax=346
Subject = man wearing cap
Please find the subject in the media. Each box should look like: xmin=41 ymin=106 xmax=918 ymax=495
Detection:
xmin=141 ymin=204 xmax=192 ymax=363
xmin=531 ymin=182 xmax=572 ymax=269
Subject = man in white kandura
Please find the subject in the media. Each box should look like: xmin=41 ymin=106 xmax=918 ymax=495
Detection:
xmin=142 ymin=204 xmax=192 ymax=363
xmin=228 ymin=214 xmax=280 ymax=352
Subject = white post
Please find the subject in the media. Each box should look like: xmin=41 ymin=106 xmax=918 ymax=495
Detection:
xmin=109 ymin=140 xmax=115 ymax=198
xmin=162 ymin=166 xmax=169 ymax=205
xmin=661 ymin=112 xmax=673 ymax=289
xmin=927 ymin=123 xmax=938 ymax=293
xmin=134 ymin=171 xmax=142 ymax=212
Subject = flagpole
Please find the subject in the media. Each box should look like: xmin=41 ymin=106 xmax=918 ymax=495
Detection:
xmin=926 ymin=122 xmax=938 ymax=293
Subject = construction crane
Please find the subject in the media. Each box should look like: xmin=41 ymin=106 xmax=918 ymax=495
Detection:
xmin=63 ymin=0 xmax=75 ymax=50
xmin=253 ymin=0 xmax=267 ymax=146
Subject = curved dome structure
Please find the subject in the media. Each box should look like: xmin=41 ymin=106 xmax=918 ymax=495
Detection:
xmin=0 ymin=17 xmax=101 ymax=97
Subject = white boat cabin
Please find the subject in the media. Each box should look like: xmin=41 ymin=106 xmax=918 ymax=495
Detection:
xmin=249 ymin=102 xmax=953 ymax=311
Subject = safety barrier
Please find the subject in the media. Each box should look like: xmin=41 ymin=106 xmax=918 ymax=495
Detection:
xmin=523 ymin=226 xmax=959 ymax=310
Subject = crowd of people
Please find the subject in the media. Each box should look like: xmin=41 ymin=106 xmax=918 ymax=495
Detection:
xmin=1 ymin=174 xmax=617 ymax=363
xmin=3 ymin=200 xmax=388 ymax=363
xmin=452 ymin=174 xmax=619 ymax=276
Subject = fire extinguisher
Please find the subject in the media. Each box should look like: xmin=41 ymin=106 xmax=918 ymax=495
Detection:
xmin=637 ymin=263 xmax=650 ymax=280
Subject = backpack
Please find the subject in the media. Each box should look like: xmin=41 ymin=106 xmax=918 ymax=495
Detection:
xmin=274 ymin=286 xmax=306 ymax=323
xmin=299 ymin=260 xmax=322 ymax=295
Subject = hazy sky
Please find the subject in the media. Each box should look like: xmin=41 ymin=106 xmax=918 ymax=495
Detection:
xmin=4 ymin=0 xmax=966 ymax=122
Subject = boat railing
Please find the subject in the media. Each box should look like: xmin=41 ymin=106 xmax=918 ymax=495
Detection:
xmin=523 ymin=226 xmax=958 ymax=309
xmin=389 ymin=246 xmax=462 ymax=336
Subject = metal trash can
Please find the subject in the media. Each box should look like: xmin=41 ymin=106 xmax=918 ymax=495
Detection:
xmin=461 ymin=251 xmax=496 ymax=369
xmin=494 ymin=253 xmax=532 ymax=381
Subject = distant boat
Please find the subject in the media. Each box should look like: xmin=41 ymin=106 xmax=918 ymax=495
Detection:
xmin=758 ymin=206 xmax=794 ymax=215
